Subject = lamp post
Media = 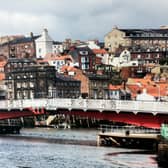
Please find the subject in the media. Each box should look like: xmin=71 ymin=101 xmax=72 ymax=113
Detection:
xmin=155 ymin=84 xmax=160 ymax=101
xmin=157 ymin=85 xmax=160 ymax=101
xmin=154 ymin=84 xmax=160 ymax=101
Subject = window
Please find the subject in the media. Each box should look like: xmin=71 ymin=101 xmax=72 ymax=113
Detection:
xmin=79 ymin=51 xmax=88 ymax=55
xmin=25 ymin=45 xmax=28 ymax=49
xmin=81 ymin=57 xmax=85 ymax=63
xmin=8 ymin=83 xmax=12 ymax=89
xmin=30 ymin=90 xmax=34 ymax=99
xmin=137 ymin=54 xmax=141 ymax=59
xmin=82 ymin=64 xmax=89 ymax=70
xmin=30 ymin=82 xmax=34 ymax=88
xmin=22 ymin=82 xmax=27 ymax=88
xmin=81 ymin=57 xmax=89 ymax=63
xmin=17 ymin=83 xmax=21 ymax=88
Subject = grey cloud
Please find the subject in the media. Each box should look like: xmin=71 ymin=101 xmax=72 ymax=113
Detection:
xmin=0 ymin=0 xmax=168 ymax=41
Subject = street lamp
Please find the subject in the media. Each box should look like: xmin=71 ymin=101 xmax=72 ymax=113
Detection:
xmin=154 ymin=84 xmax=160 ymax=101
xmin=157 ymin=85 xmax=161 ymax=101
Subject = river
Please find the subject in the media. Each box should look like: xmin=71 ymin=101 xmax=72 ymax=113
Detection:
xmin=0 ymin=128 xmax=158 ymax=168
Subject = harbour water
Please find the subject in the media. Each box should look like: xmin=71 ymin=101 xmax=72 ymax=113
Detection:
xmin=0 ymin=128 xmax=158 ymax=168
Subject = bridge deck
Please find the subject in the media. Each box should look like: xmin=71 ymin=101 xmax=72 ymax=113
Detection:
xmin=0 ymin=98 xmax=167 ymax=114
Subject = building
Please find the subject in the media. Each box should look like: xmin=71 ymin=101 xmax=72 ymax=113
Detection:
xmin=5 ymin=65 xmax=56 ymax=99
xmin=69 ymin=46 xmax=96 ymax=73
xmin=54 ymin=73 xmax=81 ymax=98
xmin=0 ymin=61 xmax=7 ymax=99
xmin=52 ymin=41 xmax=64 ymax=54
xmin=111 ymin=49 xmax=138 ymax=67
xmin=35 ymin=29 xmax=53 ymax=59
xmin=126 ymin=76 xmax=168 ymax=100
xmin=61 ymin=65 xmax=111 ymax=99
xmin=8 ymin=34 xmax=38 ymax=59
xmin=4 ymin=58 xmax=36 ymax=74
xmin=109 ymin=84 xmax=131 ymax=100
xmin=5 ymin=63 xmax=81 ymax=100
xmin=38 ymin=54 xmax=73 ymax=72
xmin=105 ymin=26 xmax=168 ymax=54
xmin=108 ymin=84 xmax=122 ymax=99
xmin=61 ymin=66 xmax=89 ymax=98
xmin=87 ymin=74 xmax=110 ymax=99
xmin=92 ymin=49 xmax=110 ymax=65
xmin=0 ymin=34 xmax=38 ymax=60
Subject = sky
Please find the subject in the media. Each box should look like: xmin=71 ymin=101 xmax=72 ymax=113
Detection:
xmin=0 ymin=0 xmax=168 ymax=41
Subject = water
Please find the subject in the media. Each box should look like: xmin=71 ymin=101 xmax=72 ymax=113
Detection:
xmin=0 ymin=128 xmax=158 ymax=168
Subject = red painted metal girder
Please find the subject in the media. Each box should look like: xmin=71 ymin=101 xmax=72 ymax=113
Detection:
xmin=0 ymin=108 xmax=45 ymax=120
xmin=59 ymin=110 xmax=168 ymax=129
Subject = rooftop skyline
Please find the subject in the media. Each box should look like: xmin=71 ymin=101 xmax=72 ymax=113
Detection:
xmin=0 ymin=0 xmax=168 ymax=41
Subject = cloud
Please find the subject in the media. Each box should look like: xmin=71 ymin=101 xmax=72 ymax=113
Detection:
xmin=0 ymin=0 xmax=167 ymax=41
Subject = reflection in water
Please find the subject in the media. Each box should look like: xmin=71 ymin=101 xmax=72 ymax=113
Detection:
xmin=0 ymin=128 xmax=158 ymax=168
xmin=104 ymin=151 xmax=158 ymax=168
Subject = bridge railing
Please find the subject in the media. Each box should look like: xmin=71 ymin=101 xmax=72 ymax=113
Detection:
xmin=0 ymin=98 xmax=168 ymax=114
xmin=99 ymin=124 xmax=160 ymax=134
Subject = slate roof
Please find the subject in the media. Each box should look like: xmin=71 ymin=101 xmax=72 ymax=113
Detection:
xmin=53 ymin=41 xmax=62 ymax=45
xmin=120 ymin=29 xmax=168 ymax=37
xmin=7 ymin=58 xmax=36 ymax=63
xmin=9 ymin=35 xmax=40 ymax=44
xmin=56 ymin=73 xmax=80 ymax=82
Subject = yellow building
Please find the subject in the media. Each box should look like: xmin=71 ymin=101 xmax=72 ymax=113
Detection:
xmin=105 ymin=26 xmax=168 ymax=54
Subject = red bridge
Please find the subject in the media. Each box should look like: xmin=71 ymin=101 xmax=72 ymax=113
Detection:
xmin=0 ymin=98 xmax=168 ymax=129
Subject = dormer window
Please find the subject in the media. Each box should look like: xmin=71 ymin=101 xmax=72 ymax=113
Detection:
xmin=79 ymin=51 xmax=88 ymax=55
xmin=11 ymin=47 xmax=15 ymax=51
xmin=25 ymin=45 xmax=28 ymax=49
xmin=137 ymin=54 xmax=141 ymax=59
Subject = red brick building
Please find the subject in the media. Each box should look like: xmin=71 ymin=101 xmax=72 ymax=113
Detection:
xmin=0 ymin=33 xmax=39 ymax=61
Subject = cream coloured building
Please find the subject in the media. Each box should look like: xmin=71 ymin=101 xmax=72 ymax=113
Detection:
xmin=104 ymin=26 xmax=131 ymax=53
xmin=105 ymin=26 xmax=168 ymax=54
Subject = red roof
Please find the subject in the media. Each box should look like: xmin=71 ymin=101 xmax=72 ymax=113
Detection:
xmin=0 ymin=73 xmax=5 ymax=80
xmin=127 ymin=77 xmax=168 ymax=98
xmin=109 ymin=84 xmax=123 ymax=90
xmin=92 ymin=49 xmax=107 ymax=54
xmin=61 ymin=65 xmax=77 ymax=73
xmin=126 ymin=84 xmax=142 ymax=98
xmin=38 ymin=55 xmax=73 ymax=62
xmin=0 ymin=61 xmax=7 ymax=68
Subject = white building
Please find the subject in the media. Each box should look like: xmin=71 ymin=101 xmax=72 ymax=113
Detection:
xmin=35 ymin=29 xmax=53 ymax=59
xmin=87 ymin=40 xmax=100 ymax=49
xmin=136 ymin=89 xmax=155 ymax=101
xmin=52 ymin=41 xmax=64 ymax=54
xmin=48 ymin=56 xmax=73 ymax=72
xmin=111 ymin=49 xmax=138 ymax=67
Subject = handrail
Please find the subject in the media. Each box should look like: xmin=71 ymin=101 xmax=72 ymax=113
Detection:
xmin=0 ymin=98 xmax=167 ymax=114
xmin=99 ymin=124 xmax=160 ymax=134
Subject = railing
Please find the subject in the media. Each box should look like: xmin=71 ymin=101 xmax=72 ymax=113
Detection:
xmin=99 ymin=124 xmax=160 ymax=134
xmin=0 ymin=119 xmax=21 ymax=126
xmin=0 ymin=98 xmax=167 ymax=114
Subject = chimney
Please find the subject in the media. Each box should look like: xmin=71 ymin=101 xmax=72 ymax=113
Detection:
xmin=30 ymin=32 xmax=34 ymax=39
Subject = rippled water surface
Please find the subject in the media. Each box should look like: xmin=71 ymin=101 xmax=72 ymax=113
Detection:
xmin=0 ymin=128 xmax=158 ymax=168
